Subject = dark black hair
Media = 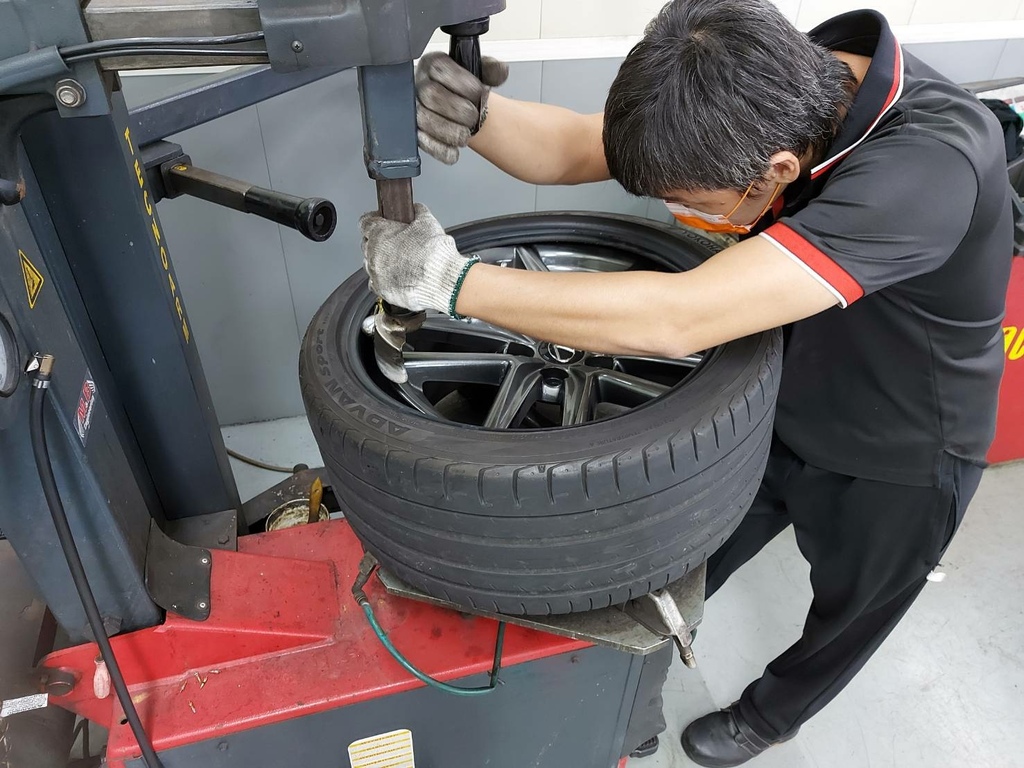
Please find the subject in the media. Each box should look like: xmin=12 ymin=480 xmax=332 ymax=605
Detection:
xmin=603 ymin=0 xmax=856 ymax=196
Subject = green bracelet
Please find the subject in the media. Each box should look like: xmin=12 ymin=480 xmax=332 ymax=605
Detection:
xmin=448 ymin=255 xmax=480 ymax=319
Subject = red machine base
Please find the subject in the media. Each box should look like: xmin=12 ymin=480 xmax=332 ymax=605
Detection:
xmin=42 ymin=521 xmax=592 ymax=766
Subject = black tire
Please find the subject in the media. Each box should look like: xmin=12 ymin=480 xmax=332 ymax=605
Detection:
xmin=300 ymin=213 xmax=781 ymax=615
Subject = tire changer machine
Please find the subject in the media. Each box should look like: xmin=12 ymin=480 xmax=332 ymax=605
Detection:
xmin=0 ymin=2 xmax=706 ymax=765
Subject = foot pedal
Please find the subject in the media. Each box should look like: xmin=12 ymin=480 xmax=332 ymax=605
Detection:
xmin=348 ymin=728 xmax=415 ymax=768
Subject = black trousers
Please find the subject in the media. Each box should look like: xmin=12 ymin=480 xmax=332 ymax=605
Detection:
xmin=624 ymin=437 xmax=983 ymax=754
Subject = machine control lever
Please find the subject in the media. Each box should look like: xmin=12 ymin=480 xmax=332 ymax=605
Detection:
xmin=441 ymin=18 xmax=489 ymax=92
xmin=160 ymin=160 xmax=337 ymax=242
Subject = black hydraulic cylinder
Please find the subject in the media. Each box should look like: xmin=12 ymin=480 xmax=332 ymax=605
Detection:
xmin=162 ymin=162 xmax=337 ymax=242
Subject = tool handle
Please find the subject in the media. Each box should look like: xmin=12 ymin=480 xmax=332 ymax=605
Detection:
xmin=246 ymin=188 xmax=337 ymax=242
xmin=442 ymin=18 xmax=490 ymax=81
xmin=164 ymin=162 xmax=337 ymax=242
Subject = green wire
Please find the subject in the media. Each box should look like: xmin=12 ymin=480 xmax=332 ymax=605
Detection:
xmin=359 ymin=602 xmax=504 ymax=697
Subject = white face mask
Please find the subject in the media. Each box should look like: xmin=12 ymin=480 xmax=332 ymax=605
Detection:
xmin=664 ymin=182 xmax=782 ymax=235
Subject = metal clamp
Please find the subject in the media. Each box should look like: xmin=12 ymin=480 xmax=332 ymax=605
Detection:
xmin=351 ymin=552 xmax=380 ymax=606
xmin=623 ymin=587 xmax=698 ymax=668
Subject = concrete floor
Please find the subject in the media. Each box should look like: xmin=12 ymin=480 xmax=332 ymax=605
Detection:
xmin=2 ymin=416 xmax=1021 ymax=767
xmin=224 ymin=416 xmax=1024 ymax=768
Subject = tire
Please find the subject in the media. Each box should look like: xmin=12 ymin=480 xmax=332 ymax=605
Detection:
xmin=300 ymin=212 xmax=781 ymax=615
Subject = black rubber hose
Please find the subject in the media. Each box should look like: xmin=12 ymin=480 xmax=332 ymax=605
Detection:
xmin=63 ymin=47 xmax=268 ymax=65
xmin=59 ymin=32 xmax=265 ymax=58
xmin=28 ymin=374 xmax=165 ymax=768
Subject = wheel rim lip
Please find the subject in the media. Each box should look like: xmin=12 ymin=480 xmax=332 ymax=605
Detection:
xmin=345 ymin=217 xmax=722 ymax=433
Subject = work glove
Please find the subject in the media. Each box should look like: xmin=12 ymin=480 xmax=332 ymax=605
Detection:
xmin=415 ymin=52 xmax=509 ymax=165
xmin=360 ymin=203 xmax=480 ymax=316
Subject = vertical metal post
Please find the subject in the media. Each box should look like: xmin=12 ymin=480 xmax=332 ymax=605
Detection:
xmin=21 ymin=91 xmax=240 ymax=520
xmin=0 ymin=123 xmax=161 ymax=638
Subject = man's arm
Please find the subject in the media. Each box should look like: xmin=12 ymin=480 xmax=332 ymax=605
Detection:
xmin=360 ymin=206 xmax=836 ymax=360
xmin=469 ymin=95 xmax=610 ymax=185
xmin=455 ymin=235 xmax=838 ymax=358
xmin=414 ymin=54 xmax=609 ymax=185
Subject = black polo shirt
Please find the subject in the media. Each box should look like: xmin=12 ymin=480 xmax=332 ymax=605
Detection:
xmin=753 ymin=10 xmax=1014 ymax=486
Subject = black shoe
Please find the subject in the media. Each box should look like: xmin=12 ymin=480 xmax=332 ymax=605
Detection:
xmin=681 ymin=704 xmax=796 ymax=767
xmin=629 ymin=736 xmax=660 ymax=759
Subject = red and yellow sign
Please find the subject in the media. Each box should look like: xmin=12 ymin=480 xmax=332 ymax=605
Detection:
xmin=990 ymin=256 xmax=1024 ymax=464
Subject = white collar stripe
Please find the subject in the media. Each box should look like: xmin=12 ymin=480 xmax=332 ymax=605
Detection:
xmin=811 ymin=40 xmax=905 ymax=180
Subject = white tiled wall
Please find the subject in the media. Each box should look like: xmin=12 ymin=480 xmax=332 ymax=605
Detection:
xmin=485 ymin=0 xmax=543 ymax=39
xmin=910 ymin=0 xmax=1020 ymax=24
xmin=434 ymin=0 xmax=1024 ymax=42
xmin=538 ymin=0 xmax=668 ymax=38
xmin=798 ymin=0 xmax=917 ymax=27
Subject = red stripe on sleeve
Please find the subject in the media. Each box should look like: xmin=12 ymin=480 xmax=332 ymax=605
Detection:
xmin=765 ymin=222 xmax=865 ymax=305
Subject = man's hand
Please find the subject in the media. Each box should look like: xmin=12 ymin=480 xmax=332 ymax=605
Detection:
xmin=360 ymin=203 xmax=479 ymax=316
xmin=416 ymin=52 xmax=509 ymax=165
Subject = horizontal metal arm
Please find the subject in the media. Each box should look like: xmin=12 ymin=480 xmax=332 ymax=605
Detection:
xmin=162 ymin=160 xmax=337 ymax=242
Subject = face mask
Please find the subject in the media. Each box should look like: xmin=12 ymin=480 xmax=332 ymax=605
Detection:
xmin=665 ymin=180 xmax=782 ymax=235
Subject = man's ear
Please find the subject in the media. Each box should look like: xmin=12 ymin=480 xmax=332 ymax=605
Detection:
xmin=767 ymin=151 xmax=803 ymax=184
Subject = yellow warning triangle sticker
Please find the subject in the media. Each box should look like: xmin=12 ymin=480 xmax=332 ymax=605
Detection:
xmin=19 ymin=250 xmax=43 ymax=309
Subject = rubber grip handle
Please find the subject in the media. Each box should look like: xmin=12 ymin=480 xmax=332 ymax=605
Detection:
xmin=245 ymin=189 xmax=337 ymax=242
xmin=441 ymin=18 xmax=489 ymax=81
xmin=449 ymin=35 xmax=482 ymax=81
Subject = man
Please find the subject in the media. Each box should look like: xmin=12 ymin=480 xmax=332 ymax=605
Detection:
xmin=360 ymin=1 xmax=1014 ymax=765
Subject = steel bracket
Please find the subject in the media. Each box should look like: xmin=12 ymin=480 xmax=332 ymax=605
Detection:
xmin=623 ymin=585 xmax=699 ymax=668
xmin=144 ymin=520 xmax=212 ymax=621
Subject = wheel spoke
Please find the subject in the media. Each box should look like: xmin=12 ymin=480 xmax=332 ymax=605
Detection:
xmin=612 ymin=353 xmax=704 ymax=369
xmin=403 ymin=352 xmax=517 ymax=388
xmin=483 ymin=362 xmax=546 ymax=429
xmin=394 ymin=381 xmax=442 ymax=417
xmin=596 ymin=370 xmax=670 ymax=404
xmin=512 ymin=245 xmax=549 ymax=272
xmin=415 ymin=313 xmax=534 ymax=349
xmin=561 ymin=368 xmax=597 ymax=426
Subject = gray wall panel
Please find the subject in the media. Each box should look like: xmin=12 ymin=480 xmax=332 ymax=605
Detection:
xmin=534 ymin=58 xmax=650 ymax=217
xmin=120 ymin=75 xmax=305 ymax=425
xmin=256 ymin=71 xmax=379 ymax=338
xmin=904 ymin=41 xmax=1007 ymax=84
xmin=993 ymin=40 xmax=1024 ymax=79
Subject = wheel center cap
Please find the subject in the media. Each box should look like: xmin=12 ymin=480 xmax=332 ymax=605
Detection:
xmin=539 ymin=342 xmax=585 ymax=365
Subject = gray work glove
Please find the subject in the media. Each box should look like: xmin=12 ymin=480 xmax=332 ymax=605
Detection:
xmin=360 ymin=203 xmax=479 ymax=316
xmin=416 ymin=52 xmax=509 ymax=165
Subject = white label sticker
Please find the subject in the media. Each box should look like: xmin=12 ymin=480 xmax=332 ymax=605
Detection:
xmin=1 ymin=693 xmax=48 ymax=718
xmin=348 ymin=728 xmax=415 ymax=768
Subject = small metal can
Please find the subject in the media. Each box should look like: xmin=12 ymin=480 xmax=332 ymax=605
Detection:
xmin=264 ymin=499 xmax=330 ymax=532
